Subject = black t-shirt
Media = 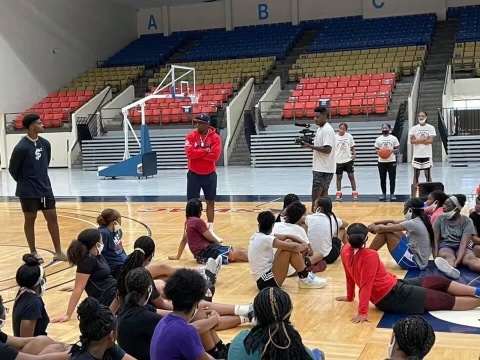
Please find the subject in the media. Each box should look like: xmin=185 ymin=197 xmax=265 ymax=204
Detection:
xmin=12 ymin=292 xmax=50 ymax=337
xmin=70 ymin=344 xmax=125 ymax=360
xmin=117 ymin=302 xmax=162 ymax=360
xmin=8 ymin=136 xmax=53 ymax=198
xmin=0 ymin=342 xmax=18 ymax=360
xmin=77 ymin=254 xmax=117 ymax=300
xmin=470 ymin=212 xmax=480 ymax=235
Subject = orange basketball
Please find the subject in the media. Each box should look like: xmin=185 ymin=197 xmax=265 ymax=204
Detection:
xmin=378 ymin=148 xmax=392 ymax=159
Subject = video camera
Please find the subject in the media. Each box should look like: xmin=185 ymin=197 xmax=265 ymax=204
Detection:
xmin=294 ymin=123 xmax=315 ymax=146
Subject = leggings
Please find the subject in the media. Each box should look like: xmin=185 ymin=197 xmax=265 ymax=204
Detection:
xmin=375 ymin=276 xmax=455 ymax=314
xmin=377 ymin=161 xmax=396 ymax=195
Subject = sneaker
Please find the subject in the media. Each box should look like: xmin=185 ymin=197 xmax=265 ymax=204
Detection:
xmin=205 ymin=256 xmax=222 ymax=285
xmin=390 ymin=195 xmax=397 ymax=201
xmin=335 ymin=192 xmax=343 ymax=202
xmin=434 ymin=257 xmax=460 ymax=279
xmin=247 ymin=303 xmax=254 ymax=322
xmin=352 ymin=191 xmax=359 ymax=202
xmin=298 ymin=272 xmax=327 ymax=289
xmin=379 ymin=194 xmax=387 ymax=202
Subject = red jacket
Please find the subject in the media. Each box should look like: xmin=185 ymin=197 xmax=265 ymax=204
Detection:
xmin=185 ymin=127 xmax=222 ymax=175
xmin=340 ymin=244 xmax=397 ymax=316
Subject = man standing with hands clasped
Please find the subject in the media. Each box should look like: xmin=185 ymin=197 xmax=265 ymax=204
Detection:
xmin=302 ymin=106 xmax=336 ymax=212
xmin=183 ymin=114 xmax=222 ymax=242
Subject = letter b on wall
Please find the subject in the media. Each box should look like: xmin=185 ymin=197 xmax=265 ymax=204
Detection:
xmin=258 ymin=3 xmax=269 ymax=20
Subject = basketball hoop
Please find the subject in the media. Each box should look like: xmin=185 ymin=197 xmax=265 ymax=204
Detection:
xmin=189 ymin=93 xmax=200 ymax=104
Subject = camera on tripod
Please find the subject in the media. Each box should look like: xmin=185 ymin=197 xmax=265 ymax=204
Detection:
xmin=294 ymin=123 xmax=315 ymax=146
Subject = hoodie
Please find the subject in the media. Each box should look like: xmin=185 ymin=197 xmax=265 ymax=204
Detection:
xmin=184 ymin=127 xmax=221 ymax=175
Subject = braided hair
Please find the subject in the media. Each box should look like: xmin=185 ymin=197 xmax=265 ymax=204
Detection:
xmin=405 ymin=198 xmax=434 ymax=249
xmin=116 ymin=236 xmax=155 ymax=301
xmin=125 ymin=267 xmax=152 ymax=305
xmin=392 ymin=316 xmax=435 ymax=359
xmin=244 ymin=287 xmax=311 ymax=360
xmin=258 ymin=211 xmax=276 ymax=234
xmin=71 ymin=297 xmax=116 ymax=355
xmin=283 ymin=194 xmax=299 ymax=209
xmin=315 ymin=197 xmax=339 ymax=237
xmin=186 ymin=199 xmax=203 ymax=219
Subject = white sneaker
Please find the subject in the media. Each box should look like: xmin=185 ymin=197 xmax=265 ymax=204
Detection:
xmin=205 ymin=256 xmax=222 ymax=285
xmin=434 ymin=257 xmax=460 ymax=279
xmin=298 ymin=272 xmax=327 ymax=289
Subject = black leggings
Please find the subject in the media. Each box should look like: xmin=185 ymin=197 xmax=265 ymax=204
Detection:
xmin=378 ymin=161 xmax=396 ymax=195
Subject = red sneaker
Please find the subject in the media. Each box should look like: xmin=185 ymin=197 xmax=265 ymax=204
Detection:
xmin=352 ymin=191 xmax=359 ymax=201
xmin=335 ymin=191 xmax=342 ymax=202
xmin=307 ymin=260 xmax=327 ymax=273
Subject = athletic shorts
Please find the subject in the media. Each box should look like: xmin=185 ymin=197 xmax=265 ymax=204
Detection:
xmin=323 ymin=237 xmax=342 ymax=264
xmin=196 ymin=244 xmax=233 ymax=265
xmin=312 ymin=171 xmax=334 ymax=191
xmin=256 ymin=269 xmax=279 ymax=291
xmin=20 ymin=197 xmax=56 ymax=213
xmin=412 ymin=157 xmax=432 ymax=170
xmin=391 ymin=235 xmax=419 ymax=270
xmin=335 ymin=160 xmax=354 ymax=175
xmin=187 ymin=171 xmax=217 ymax=201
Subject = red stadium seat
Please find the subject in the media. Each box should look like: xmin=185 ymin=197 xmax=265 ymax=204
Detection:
xmin=339 ymin=99 xmax=351 ymax=116
xmin=283 ymin=102 xmax=294 ymax=119
xmin=330 ymin=100 xmax=339 ymax=116
xmin=362 ymin=98 xmax=374 ymax=114
xmin=305 ymin=102 xmax=317 ymax=118
xmin=351 ymin=99 xmax=362 ymax=115
xmin=294 ymin=102 xmax=305 ymax=118
xmin=161 ymin=108 xmax=172 ymax=124
xmin=375 ymin=97 xmax=388 ymax=114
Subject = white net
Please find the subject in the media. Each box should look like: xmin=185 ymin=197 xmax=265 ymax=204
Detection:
xmin=189 ymin=93 xmax=200 ymax=104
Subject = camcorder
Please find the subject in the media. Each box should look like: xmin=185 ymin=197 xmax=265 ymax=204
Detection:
xmin=294 ymin=123 xmax=315 ymax=146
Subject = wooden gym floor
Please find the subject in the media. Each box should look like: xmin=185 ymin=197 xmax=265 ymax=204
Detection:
xmin=0 ymin=201 xmax=479 ymax=360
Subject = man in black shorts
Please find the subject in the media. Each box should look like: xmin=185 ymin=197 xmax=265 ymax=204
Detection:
xmin=184 ymin=114 xmax=222 ymax=241
xmin=8 ymin=114 xmax=67 ymax=263
xmin=302 ymin=107 xmax=336 ymax=211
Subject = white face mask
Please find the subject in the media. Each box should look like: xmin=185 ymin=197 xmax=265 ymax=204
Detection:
xmin=427 ymin=201 xmax=438 ymax=210
xmin=419 ymin=117 xmax=427 ymax=125
xmin=404 ymin=209 xmax=413 ymax=220
xmin=143 ymin=286 xmax=153 ymax=306
xmin=97 ymin=242 xmax=104 ymax=255
xmin=387 ymin=335 xmax=395 ymax=358
xmin=0 ymin=319 xmax=5 ymax=330
xmin=39 ymin=279 xmax=46 ymax=297
xmin=444 ymin=209 xmax=457 ymax=219
xmin=113 ymin=221 xmax=121 ymax=233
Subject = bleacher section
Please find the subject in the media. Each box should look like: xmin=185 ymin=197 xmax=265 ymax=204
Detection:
xmin=150 ymin=57 xmax=276 ymax=89
xmin=181 ymin=24 xmax=303 ymax=61
xmin=103 ymin=33 xmax=189 ymax=68
xmin=61 ymin=66 xmax=145 ymax=93
xmin=305 ymin=15 xmax=435 ymax=52
xmin=453 ymin=41 xmax=480 ymax=75
xmin=450 ymin=6 xmax=480 ymax=76
xmin=13 ymin=90 xmax=95 ymax=129
xmin=128 ymin=83 xmax=233 ymax=125
xmin=283 ymin=73 xmax=396 ymax=118
xmin=289 ymin=46 xmax=427 ymax=81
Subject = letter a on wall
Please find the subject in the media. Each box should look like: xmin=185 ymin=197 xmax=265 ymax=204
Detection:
xmin=148 ymin=14 xmax=158 ymax=30
xmin=258 ymin=3 xmax=269 ymax=20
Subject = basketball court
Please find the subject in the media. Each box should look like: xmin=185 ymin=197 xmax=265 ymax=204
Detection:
xmin=1 ymin=164 xmax=480 ymax=359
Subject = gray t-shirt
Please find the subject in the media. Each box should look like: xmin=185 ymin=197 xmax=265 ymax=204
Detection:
xmin=402 ymin=217 xmax=432 ymax=270
xmin=433 ymin=214 xmax=475 ymax=249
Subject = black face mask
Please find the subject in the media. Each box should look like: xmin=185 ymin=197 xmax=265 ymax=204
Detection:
xmin=382 ymin=130 xmax=389 ymax=135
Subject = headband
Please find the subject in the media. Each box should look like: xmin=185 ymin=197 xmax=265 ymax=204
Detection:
xmin=450 ymin=196 xmax=463 ymax=210
xmin=35 ymin=266 xmax=45 ymax=286
xmin=134 ymin=248 xmax=145 ymax=254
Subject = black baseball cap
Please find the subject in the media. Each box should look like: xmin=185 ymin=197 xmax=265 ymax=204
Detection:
xmin=194 ymin=114 xmax=210 ymax=124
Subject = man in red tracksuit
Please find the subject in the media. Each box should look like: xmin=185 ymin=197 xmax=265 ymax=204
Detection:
xmin=184 ymin=114 xmax=222 ymax=241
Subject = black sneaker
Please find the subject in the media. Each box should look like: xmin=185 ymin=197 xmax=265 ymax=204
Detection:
xmin=379 ymin=194 xmax=387 ymax=201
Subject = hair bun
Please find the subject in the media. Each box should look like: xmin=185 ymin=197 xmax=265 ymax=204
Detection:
xmin=78 ymin=297 xmax=103 ymax=323
xmin=347 ymin=223 xmax=368 ymax=237
xmin=22 ymin=254 xmax=40 ymax=266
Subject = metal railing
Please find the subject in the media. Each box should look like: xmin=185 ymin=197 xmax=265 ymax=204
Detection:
xmin=437 ymin=109 xmax=449 ymax=154
xmin=3 ymin=111 xmax=73 ymax=134
xmin=440 ymin=107 xmax=480 ymax=136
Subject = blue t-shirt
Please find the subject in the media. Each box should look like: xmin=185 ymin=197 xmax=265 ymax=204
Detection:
xmin=150 ymin=313 xmax=204 ymax=360
xmin=98 ymin=227 xmax=127 ymax=268
xmin=228 ymin=330 xmax=317 ymax=360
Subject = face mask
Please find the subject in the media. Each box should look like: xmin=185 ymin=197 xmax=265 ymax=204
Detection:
xmin=97 ymin=242 xmax=104 ymax=255
xmin=419 ymin=118 xmax=427 ymax=124
xmin=114 ymin=222 xmax=121 ymax=233
xmin=444 ymin=209 xmax=457 ymax=219
xmin=0 ymin=319 xmax=5 ymax=330
xmin=143 ymin=286 xmax=153 ymax=306
xmin=387 ymin=335 xmax=395 ymax=358
xmin=404 ymin=209 xmax=413 ymax=221
xmin=382 ymin=130 xmax=390 ymax=135
xmin=39 ymin=279 xmax=46 ymax=297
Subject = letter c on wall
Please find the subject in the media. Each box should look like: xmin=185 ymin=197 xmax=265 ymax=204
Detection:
xmin=258 ymin=3 xmax=269 ymax=20
xmin=372 ymin=0 xmax=385 ymax=9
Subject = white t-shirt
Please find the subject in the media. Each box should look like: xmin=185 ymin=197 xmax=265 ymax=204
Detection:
xmin=305 ymin=213 xmax=343 ymax=256
xmin=272 ymin=222 xmax=309 ymax=276
xmin=313 ymin=122 xmax=336 ymax=173
xmin=335 ymin=133 xmax=355 ymax=164
xmin=248 ymin=232 xmax=275 ymax=280
xmin=375 ymin=134 xmax=400 ymax=163
xmin=409 ymin=123 xmax=436 ymax=158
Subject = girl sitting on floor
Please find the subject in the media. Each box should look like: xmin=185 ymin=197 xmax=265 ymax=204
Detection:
xmin=469 ymin=195 xmax=480 ymax=258
xmin=12 ymin=255 xmax=49 ymax=337
xmin=275 ymin=194 xmax=300 ymax=223
xmin=170 ymin=199 xmax=249 ymax=264
xmin=424 ymin=190 xmax=448 ymax=226
xmin=97 ymin=209 xmax=127 ymax=279
xmin=336 ymin=223 xmax=480 ymax=324
xmin=368 ymin=197 xmax=433 ymax=270
xmin=228 ymin=287 xmax=325 ymax=360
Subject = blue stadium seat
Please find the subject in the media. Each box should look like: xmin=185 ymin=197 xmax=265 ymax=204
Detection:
xmin=304 ymin=14 xmax=435 ymax=52
xmin=180 ymin=23 xmax=304 ymax=61
xmin=449 ymin=5 xmax=480 ymax=42
xmin=103 ymin=33 xmax=189 ymax=68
